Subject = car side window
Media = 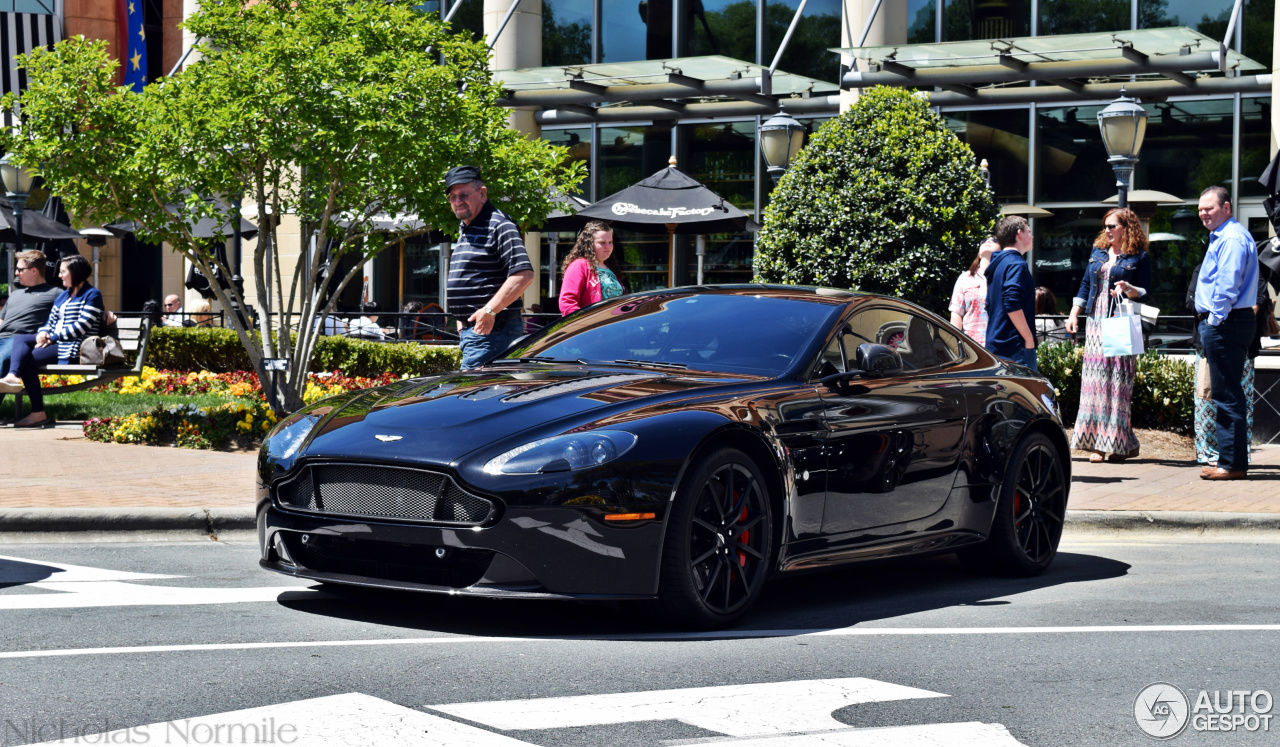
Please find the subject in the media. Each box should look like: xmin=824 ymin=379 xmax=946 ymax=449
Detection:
xmin=847 ymin=308 xmax=957 ymax=372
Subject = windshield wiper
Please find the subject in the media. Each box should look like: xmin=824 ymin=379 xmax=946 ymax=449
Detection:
xmin=495 ymin=356 xmax=590 ymax=365
xmin=613 ymin=358 xmax=688 ymax=369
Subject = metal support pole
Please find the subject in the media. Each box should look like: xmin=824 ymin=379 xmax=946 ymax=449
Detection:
xmin=231 ymin=195 xmax=244 ymax=328
xmin=547 ymin=233 xmax=558 ymax=297
xmin=12 ymin=194 xmax=26 ymax=264
xmin=1109 ymin=156 xmax=1136 ymax=209
xmin=696 ymin=235 xmax=705 ymax=285
xmin=768 ymin=0 xmax=810 ymax=75
xmin=92 ymin=244 xmax=101 ymax=287
xmin=486 ymin=0 xmax=522 ymax=50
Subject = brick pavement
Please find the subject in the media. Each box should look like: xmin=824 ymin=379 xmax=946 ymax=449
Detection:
xmin=0 ymin=425 xmax=257 ymax=509
xmin=2 ymin=424 xmax=1278 ymax=513
xmin=1068 ymin=444 xmax=1280 ymax=512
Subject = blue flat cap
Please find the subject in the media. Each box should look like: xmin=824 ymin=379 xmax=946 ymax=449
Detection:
xmin=445 ymin=165 xmax=482 ymax=192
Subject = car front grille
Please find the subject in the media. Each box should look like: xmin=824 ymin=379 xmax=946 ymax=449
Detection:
xmin=281 ymin=533 xmax=494 ymax=588
xmin=275 ymin=463 xmax=496 ymax=525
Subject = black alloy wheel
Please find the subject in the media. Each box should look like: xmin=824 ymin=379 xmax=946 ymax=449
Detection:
xmin=960 ymin=432 xmax=1066 ymax=576
xmin=657 ymin=447 xmax=773 ymax=628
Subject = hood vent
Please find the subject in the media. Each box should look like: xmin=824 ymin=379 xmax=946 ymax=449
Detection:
xmin=501 ymin=373 xmax=656 ymax=403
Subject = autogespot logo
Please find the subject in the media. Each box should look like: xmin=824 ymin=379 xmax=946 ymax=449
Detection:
xmin=1134 ymin=683 xmax=1190 ymax=739
xmin=1135 ymin=683 xmax=1274 ymax=739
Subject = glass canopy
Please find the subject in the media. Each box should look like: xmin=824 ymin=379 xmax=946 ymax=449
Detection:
xmin=831 ymin=27 xmax=1264 ymax=73
xmin=495 ymin=55 xmax=840 ymax=97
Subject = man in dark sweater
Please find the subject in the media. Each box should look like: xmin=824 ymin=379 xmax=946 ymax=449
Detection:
xmin=0 ymin=250 xmax=62 ymax=408
xmin=983 ymin=216 xmax=1039 ymax=371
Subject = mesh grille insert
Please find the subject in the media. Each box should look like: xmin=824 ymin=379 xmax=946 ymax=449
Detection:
xmin=275 ymin=464 xmax=495 ymax=525
xmin=283 ymin=534 xmax=494 ymax=588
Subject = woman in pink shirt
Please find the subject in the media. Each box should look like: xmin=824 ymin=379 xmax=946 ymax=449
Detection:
xmin=559 ymin=221 xmax=625 ymax=315
xmin=948 ymin=237 xmax=997 ymax=346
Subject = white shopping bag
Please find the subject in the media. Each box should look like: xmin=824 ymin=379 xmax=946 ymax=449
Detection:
xmin=1101 ymin=312 xmax=1144 ymax=356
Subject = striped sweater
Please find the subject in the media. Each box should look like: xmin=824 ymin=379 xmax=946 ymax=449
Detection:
xmin=39 ymin=286 xmax=104 ymax=363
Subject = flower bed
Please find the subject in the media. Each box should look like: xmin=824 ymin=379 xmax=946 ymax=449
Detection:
xmin=80 ymin=368 xmax=401 ymax=448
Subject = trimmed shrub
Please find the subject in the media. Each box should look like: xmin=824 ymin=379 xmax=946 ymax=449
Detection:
xmin=1038 ymin=343 xmax=1194 ymax=434
xmin=146 ymin=327 xmax=461 ymax=377
xmin=754 ymin=87 xmax=998 ymax=312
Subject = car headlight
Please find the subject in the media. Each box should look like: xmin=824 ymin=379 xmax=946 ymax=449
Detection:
xmin=483 ymin=431 xmax=637 ymax=475
xmin=265 ymin=413 xmax=321 ymax=461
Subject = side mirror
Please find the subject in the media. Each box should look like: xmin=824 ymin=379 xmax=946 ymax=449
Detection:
xmin=856 ymin=343 xmax=903 ymax=378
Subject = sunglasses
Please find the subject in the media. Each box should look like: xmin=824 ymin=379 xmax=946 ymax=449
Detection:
xmin=1105 ymin=223 xmax=1122 ymax=230
xmin=446 ymin=190 xmax=479 ymax=203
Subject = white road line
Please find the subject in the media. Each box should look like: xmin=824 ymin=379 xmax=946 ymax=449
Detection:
xmin=0 ymin=554 xmax=180 ymax=583
xmin=675 ymin=722 xmax=1025 ymax=746
xmin=432 ymin=678 xmax=946 ymax=737
xmin=1 ymin=624 xmax=1278 ymax=660
xmin=24 ymin=693 xmax=534 ymax=747
xmin=0 ymin=553 xmax=314 ymax=609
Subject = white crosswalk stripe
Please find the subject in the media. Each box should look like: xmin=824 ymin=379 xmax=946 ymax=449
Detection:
xmin=22 ymin=681 xmax=1028 ymax=747
xmin=432 ymin=678 xmax=948 ymax=737
xmin=0 ymin=553 xmax=314 ymax=609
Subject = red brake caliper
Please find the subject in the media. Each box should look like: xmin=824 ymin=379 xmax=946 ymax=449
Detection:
xmin=737 ymin=505 xmax=750 ymax=567
xmin=1014 ymin=492 xmax=1024 ymax=528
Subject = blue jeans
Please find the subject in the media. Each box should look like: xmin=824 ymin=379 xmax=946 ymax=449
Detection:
xmin=0 ymin=336 xmax=13 ymax=378
xmin=1200 ymin=315 xmax=1254 ymax=471
xmin=993 ymin=345 xmax=1038 ymax=372
xmin=458 ymin=315 xmax=525 ymax=369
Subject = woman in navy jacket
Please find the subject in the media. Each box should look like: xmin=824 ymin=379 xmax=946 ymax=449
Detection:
xmin=1066 ymin=207 xmax=1151 ymax=462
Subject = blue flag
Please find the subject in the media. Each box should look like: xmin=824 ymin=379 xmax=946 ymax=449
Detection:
xmin=120 ymin=0 xmax=148 ymax=92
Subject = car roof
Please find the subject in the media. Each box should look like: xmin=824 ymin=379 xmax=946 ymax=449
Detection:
xmin=624 ymin=284 xmax=867 ymax=307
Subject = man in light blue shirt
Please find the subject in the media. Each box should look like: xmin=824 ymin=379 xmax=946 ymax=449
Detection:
xmin=1194 ymin=185 xmax=1257 ymax=480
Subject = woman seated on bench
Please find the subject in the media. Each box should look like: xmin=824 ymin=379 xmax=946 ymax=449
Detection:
xmin=0 ymin=255 xmax=103 ymax=428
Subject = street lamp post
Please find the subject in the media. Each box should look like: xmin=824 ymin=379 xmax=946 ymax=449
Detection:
xmin=758 ymin=107 xmax=806 ymax=183
xmin=1096 ymin=88 xmax=1148 ymax=209
xmin=0 ymin=154 xmax=35 ymax=288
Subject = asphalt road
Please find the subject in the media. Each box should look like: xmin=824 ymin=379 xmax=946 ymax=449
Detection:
xmin=0 ymin=530 xmax=1277 ymax=746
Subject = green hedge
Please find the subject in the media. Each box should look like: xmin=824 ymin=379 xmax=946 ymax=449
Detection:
xmin=145 ymin=327 xmax=461 ymax=377
xmin=1037 ymin=343 xmax=1194 ymax=434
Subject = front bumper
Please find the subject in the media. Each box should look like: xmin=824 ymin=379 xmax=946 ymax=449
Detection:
xmin=257 ymin=501 xmax=667 ymax=600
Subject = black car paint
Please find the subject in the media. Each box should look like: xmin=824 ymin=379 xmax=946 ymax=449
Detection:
xmin=258 ymin=286 xmax=1068 ymax=599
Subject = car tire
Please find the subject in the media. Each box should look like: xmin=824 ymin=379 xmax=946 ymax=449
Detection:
xmin=959 ymin=431 xmax=1066 ymax=577
xmin=656 ymin=447 xmax=773 ymax=629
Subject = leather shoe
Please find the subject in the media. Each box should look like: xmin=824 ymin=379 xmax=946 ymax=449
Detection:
xmin=1201 ymin=468 xmax=1247 ymax=481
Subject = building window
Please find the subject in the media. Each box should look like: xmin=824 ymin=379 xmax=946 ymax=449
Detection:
xmin=603 ymin=0 xmax=672 ymax=62
xmin=677 ymin=121 xmax=757 ymax=286
xmin=1036 ymin=0 xmax=1129 ymax=35
xmin=942 ymin=108 xmax=1030 ymax=203
xmin=764 ymin=0 xmax=842 ymax=82
xmin=908 ymin=0 xmax=937 ymax=43
xmin=7 ymin=0 xmax=53 ymax=13
xmin=685 ymin=0 xmax=757 ymax=64
xmin=1240 ymin=96 xmax=1272 ymax=200
xmin=945 ymin=0 xmax=1030 ymax=41
xmin=543 ymin=0 xmax=593 ymax=66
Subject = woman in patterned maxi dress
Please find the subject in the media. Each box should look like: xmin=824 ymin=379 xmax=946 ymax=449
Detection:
xmin=1066 ymin=208 xmax=1151 ymax=462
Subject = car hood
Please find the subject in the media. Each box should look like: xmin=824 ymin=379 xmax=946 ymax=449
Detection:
xmin=296 ymin=365 xmax=759 ymax=465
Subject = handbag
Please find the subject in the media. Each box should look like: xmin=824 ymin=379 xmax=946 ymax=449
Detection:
xmin=1196 ymin=357 xmax=1212 ymax=400
xmin=1101 ymin=294 xmax=1145 ymax=357
xmin=79 ymin=335 xmax=126 ymax=366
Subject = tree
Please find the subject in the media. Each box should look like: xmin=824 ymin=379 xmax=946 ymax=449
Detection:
xmin=753 ymin=87 xmax=997 ymax=312
xmin=2 ymin=0 xmax=584 ymax=415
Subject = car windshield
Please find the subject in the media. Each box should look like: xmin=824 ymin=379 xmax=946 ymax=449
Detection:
xmin=508 ymin=293 xmax=836 ymax=376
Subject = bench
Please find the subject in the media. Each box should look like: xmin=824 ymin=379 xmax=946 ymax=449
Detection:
xmin=11 ymin=316 xmax=155 ymax=420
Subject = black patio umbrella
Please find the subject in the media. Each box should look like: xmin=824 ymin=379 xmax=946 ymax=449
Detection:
xmin=106 ymin=212 xmax=259 ymax=241
xmin=529 ymin=192 xmax=592 ymax=234
xmin=574 ymin=158 xmax=760 ymax=287
xmin=0 ymin=197 xmax=84 ymax=242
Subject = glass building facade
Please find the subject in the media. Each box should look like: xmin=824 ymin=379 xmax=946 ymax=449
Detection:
xmin=378 ymin=0 xmax=1272 ymax=320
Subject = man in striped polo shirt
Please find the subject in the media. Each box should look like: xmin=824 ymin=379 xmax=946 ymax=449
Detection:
xmin=445 ymin=165 xmax=534 ymax=369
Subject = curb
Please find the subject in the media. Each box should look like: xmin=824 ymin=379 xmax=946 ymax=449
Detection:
xmin=1065 ymin=510 xmax=1280 ymax=532
xmin=1 ymin=507 xmax=1277 ymax=543
xmin=0 ymin=507 xmax=256 ymax=544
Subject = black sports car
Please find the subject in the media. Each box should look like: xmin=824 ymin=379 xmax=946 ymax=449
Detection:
xmin=257 ymin=286 xmax=1070 ymax=628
